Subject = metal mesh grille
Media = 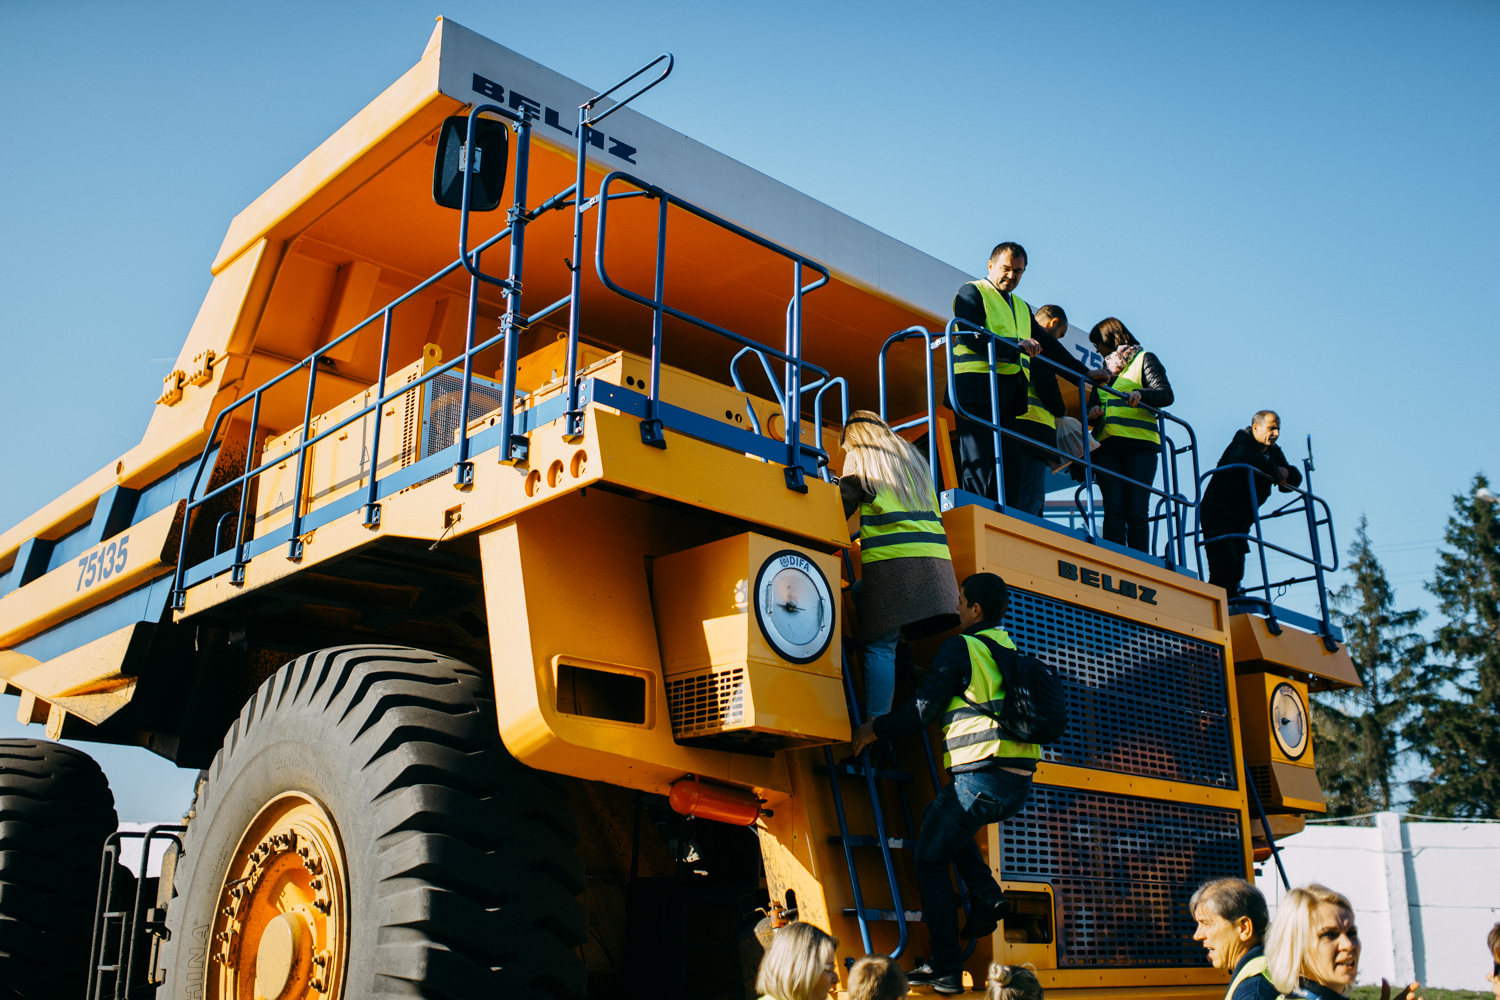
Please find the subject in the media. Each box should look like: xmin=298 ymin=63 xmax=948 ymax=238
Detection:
xmin=1006 ymin=588 xmax=1235 ymax=788
xmin=666 ymin=668 xmax=747 ymax=738
xmin=423 ymin=371 xmax=510 ymax=459
xmin=1000 ymin=785 xmax=1243 ymax=967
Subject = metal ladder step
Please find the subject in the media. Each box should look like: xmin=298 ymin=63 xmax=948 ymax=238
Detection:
xmin=844 ymin=907 xmax=924 ymax=922
xmin=814 ymin=763 xmax=915 ymax=782
xmin=830 ymin=835 xmax=916 ymax=849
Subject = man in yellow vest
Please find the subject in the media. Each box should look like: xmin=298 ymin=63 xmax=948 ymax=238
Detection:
xmin=851 ymin=573 xmax=1038 ymax=994
xmin=951 ymin=244 xmax=1096 ymax=513
xmin=1190 ymin=878 xmax=1278 ymax=1000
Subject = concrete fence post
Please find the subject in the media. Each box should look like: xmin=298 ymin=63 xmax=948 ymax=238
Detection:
xmin=1376 ymin=811 xmax=1415 ymax=985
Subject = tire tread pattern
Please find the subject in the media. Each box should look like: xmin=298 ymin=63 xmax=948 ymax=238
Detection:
xmin=164 ymin=645 xmax=585 ymax=1000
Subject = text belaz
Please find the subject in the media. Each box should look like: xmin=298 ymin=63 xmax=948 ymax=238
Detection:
xmin=473 ymin=74 xmax=637 ymax=164
xmin=1057 ymin=560 xmax=1157 ymax=605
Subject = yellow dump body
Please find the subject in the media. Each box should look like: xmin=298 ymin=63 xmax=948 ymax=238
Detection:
xmin=0 ymin=17 xmax=1360 ymax=999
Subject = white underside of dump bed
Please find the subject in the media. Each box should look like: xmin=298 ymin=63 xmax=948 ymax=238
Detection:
xmin=432 ymin=18 xmax=971 ymax=319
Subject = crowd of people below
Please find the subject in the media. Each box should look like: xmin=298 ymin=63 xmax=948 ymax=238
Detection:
xmin=942 ymin=240 xmax=1302 ymax=598
xmin=753 ymin=879 xmax=1500 ymax=1000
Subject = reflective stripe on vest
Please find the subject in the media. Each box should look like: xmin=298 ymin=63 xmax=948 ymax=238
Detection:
xmin=1226 ymin=955 xmax=1272 ymax=1000
xmin=1017 ymin=351 xmax=1057 ymax=429
xmin=953 ymin=281 xmax=1029 ymax=377
xmin=1095 ymin=350 xmax=1161 ymax=445
xmin=940 ymin=627 xmax=1043 ymax=768
xmin=859 ymin=485 xmax=951 ymax=564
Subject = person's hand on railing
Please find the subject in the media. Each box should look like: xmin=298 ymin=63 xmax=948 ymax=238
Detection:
xmin=1123 ymin=390 xmax=1141 ymax=407
xmin=1019 ymin=338 xmax=1044 ymax=358
xmin=1087 ymin=368 xmax=1110 ymax=383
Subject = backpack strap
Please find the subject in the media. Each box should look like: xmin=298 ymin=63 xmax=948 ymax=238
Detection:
xmin=956 ymin=634 xmax=1018 ymax=728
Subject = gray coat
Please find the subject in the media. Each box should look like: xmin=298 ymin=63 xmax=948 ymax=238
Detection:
xmin=840 ymin=475 xmax=961 ymax=642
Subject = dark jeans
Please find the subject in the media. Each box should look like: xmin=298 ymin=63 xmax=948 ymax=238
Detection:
xmin=1205 ymin=534 xmax=1250 ymax=597
xmin=915 ymin=768 xmax=1033 ymax=971
xmin=1005 ymin=451 xmax=1047 ymax=517
xmin=1095 ymin=442 xmax=1157 ymax=552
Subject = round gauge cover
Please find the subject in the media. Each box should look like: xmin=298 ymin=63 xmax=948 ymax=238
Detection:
xmin=1270 ymin=682 xmax=1308 ymax=760
xmin=753 ymin=550 xmax=835 ymax=664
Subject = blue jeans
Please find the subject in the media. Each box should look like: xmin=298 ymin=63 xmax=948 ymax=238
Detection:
xmin=915 ymin=768 xmax=1033 ymax=971
xmin=850 ymin=578 xmax=900 ymax=719
xmin=862 ymin=628 xmax=900 ymax=718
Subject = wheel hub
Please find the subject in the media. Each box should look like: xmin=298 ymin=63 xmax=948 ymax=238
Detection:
xmin=210 ymin=793 xmax=346 ymax=999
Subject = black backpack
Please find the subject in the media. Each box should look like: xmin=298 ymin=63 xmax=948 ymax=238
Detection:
xmin=960 ymin=634 xmax=1068 ymax=746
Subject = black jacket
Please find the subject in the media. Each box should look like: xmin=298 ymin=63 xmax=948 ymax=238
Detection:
xmin=1201 ymin=429 xmax=1303 ymax=530
xmin=872 ymin=618 xmax=1038 ymax=773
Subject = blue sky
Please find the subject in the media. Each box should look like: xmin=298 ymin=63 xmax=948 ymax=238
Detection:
xmin=1 ymin=1 xmax=1494 ymax=818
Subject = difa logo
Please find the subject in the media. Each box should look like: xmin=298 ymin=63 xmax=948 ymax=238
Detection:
xmin=472 ymin=74 xmax=638 ymax=165
xmin=1057 ymin=560 xmax=1158 ymax=605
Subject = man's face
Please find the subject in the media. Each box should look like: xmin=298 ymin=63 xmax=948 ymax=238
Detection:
xmin=1252 ymin=415 xmax=1281 ymax=447
xmin=957 ymin=589 xmax=985 ymax=629
xmin=987 ymin=251 xmax=1026 ymax=294
xmin=1192 ymin=907 xmax=1253 ymax=970
xmin=1309 ymin=903 xmax=1360 ymax=989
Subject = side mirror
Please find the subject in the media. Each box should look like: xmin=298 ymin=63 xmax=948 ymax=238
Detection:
xmin=432 ymin=114 xmax=509 ymax=211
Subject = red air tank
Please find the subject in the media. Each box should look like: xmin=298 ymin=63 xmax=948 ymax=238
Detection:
xmin=668 ymin=778 xmax=761 ymax=826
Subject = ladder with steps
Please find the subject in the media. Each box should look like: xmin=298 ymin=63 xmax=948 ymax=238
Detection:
xmin=820 ymin=631 xmax=979 ymax=963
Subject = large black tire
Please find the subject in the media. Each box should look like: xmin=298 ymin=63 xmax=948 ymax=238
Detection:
xmin=158 ymin=645 xmax=587 ymax=999
xmin=0 ymin=738 xmax=118 ymax=1000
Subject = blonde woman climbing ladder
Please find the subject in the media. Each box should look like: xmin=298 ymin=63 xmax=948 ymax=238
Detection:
xmin=839 ymin=411 xmax=960 ymax=719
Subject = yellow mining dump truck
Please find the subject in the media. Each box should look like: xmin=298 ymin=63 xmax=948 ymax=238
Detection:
xmin=0 ymin=19 xmax=1363 ymax=1000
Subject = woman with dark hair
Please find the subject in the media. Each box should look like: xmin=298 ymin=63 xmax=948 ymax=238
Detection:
xmin=1087 ymin=317 xmax=1174 ymax=552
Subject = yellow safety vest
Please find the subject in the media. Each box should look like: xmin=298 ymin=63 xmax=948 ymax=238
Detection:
xmin=940 ymin=627 xmax=1044 ymax=768
xmin=1227 ymin=954 xmax=1272 ymax=1000
xmin=1018 ymin=350 xmax=1056 ymax=430
xmin=1094 ymin=350 xmax=1160 ymax=446
xmin=859 ymin=485 xmax=950 ymax=564
xmin=953 ymin=281 xmax=1029 ymax=377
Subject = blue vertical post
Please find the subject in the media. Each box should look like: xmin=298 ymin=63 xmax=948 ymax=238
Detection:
xmin=499 ymin=114 xmax=532 ymax=464
xmin=287 ymin=358 xmax=318 ymax=560
xmin=232 ymin=389 xmax=262 ymax=583
xmin=363 ymin=310 xmax=392 ymax=527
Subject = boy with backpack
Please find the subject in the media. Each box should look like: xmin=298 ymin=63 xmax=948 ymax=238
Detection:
xmin=851 ymin=572 xmax=1065 ymax=994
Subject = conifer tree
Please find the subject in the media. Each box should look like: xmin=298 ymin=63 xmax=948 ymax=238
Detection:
xmin=1313 ymin=516 xmax=1427 ymax=814
xmin=1408 ymin=474 xmax=1500 ymax=817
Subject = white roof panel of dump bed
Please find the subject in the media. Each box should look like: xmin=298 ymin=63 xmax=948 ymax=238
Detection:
xmin=433 ymin=19 xmax=971 ymax=321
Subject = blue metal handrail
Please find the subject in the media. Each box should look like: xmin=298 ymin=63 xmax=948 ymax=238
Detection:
xmin=594 ymin=168 xmax=834 ymax=487
xmin=875 ymin=320 xmax=1202 ymax=566
xmin=1194 ymin=456 xmax=1340 ymax=647
xmin=728 ymin=347 xmax=847 ymax=479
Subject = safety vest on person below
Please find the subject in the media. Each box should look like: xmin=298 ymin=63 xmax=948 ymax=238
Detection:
xmin=858 ymin=485 xmax=950 ymax=565
xmin=1094 ymin=349 xmax=1161 ymax=446
xmin=1226 ymin=954 xmax=1273 ymax=1000
xmin=940 ymin=627 xmax=1044 ymax=768
xmin=952 ymin=281 xmax=1028 ymax=377
xmin=1017 ymin=351 xmax=1056 ymax=430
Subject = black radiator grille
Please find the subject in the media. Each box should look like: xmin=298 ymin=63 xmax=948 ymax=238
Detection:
xmin=1000 ymin=785 xmax=1244 ymax=967
xmin=1006 ymin=588 xmax=1235 ymax=788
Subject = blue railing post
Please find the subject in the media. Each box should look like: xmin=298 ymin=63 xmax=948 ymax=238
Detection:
xmin=231 ymin=389 xmax=262 ymax=583
xmin=640 ymin=187 xmax=669 ymax=448
xmin=498 ymin=112 xmax=533 ymax=465
xmin=363 ymin=310 xmax=392 ymax=527
xmin=287 ymin=357 xmax=318 ymax=560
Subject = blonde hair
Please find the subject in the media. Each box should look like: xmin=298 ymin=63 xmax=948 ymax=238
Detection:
xmin=848 ymin=954 xmax=907 ymax=1000
xmin=839 ymin=410 xmax=936 ymax=512
xmin=756 ymin=921 xmax=840 ymax=1000
xmin=1265 ymin=884 xmax=1356 ymax=994
xmin=986 ymin=963 xmax=1044 ymax=1000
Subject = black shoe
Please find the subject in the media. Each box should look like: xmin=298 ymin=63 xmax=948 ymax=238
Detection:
xmin=960 ymin=888 xmax=1011 ymax=939
xmin=907 ymin=962 xmax=965 ymax=995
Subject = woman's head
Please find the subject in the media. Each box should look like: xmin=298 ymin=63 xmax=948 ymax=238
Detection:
xmin=839 ymin=410 xmax=935 ymax=512
xmin=756 ymin=921 xmax=840 ymax=1000
xmin=1486 ymin=922 xmax=1500 ymax=998
xmin=1265 ymin=884 xmax=1360 ymax=995
xmin=1089 ymin=317 xmax=1139 ymax=355
xmin=986 ymin=963 xmax=1044 ymax=1000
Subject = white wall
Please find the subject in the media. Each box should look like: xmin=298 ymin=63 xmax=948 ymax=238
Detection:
xmin=1255 ymin=814 xmax=1500 ymax=991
